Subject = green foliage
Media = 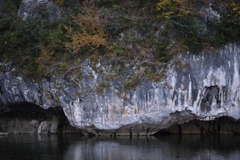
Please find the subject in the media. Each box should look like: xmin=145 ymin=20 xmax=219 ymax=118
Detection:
xmin=0 ymin=30 xmax=16 ymax=54
xmin=15 ymin=17 xmax=46 ymax=57
xmin=95 ymin=81 xmax=110 ymax=95
xmin=156 ymin=0 xmax=240 ymax=53
xmin=45 ymin=19 xmax=72 ymax=57
xmin=123 ymin=77 xmax=140 ymax=91
xmin=62 ymin=0 xmax=83 ymax=16
xmin=171 ymin=12 xmax=206 ymax=53
xmin=208 ymin=1 xmax=240 ymax=45
xmin=0 ymin=0 xmax=21 ymax=20
xmin=157 ymin=0 xmax=206 ymax=53
xmin=31 ymin=3 xmax=50 ymax=21
xmin=135 ymin=19 xmax=153 ymax=35
xmin=104 ymin=23 xmax=124 ymax=38
xmin=0 ymin=3 xmax=75 ymax=77
xmin=95 ymin=0 xmax=119 ymax=7
xmin=0 ymin=0 xmax=20 ymax=55
xmin=98 ymin=7 xmax=131 ymax=38
xmin=152 ymin=37 xmax=171 ymax=63
xmin=5 ymin=0 xmax=239 ymax=82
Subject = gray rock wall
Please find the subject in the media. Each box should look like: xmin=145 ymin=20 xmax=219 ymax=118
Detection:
xmin=1 ymin=43 xmax=240 ymax=135
xmin=0 ymin=0 xmax=3 ymax=6
xmin=18 ymin=0 xmax=62 ymax=22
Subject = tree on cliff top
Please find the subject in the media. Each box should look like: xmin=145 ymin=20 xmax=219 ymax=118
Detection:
xmin=156 ymin=0 xmax=206 ymax=53
xmin=65 ymin=0 xmax=110 ymax=56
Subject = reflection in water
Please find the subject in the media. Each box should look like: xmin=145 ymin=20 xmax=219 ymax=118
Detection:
xmin=0 ymin=135 xmax=240 ymax=160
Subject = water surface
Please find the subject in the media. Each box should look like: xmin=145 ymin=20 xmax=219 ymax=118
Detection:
xmin=0 ymin=134 xmax=240 ymax=160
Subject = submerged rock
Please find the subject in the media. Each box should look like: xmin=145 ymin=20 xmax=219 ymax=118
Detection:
xmin=1 ymin=43 xmax=240 ymax=135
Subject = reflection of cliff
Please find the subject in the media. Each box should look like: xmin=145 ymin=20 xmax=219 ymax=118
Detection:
xmin=1 ymin=135 xmax=240 ymax=159
xmin=63 ymin=137 xmax=174 ymax=160
xmin=62 ymin=136 xmax=240 ymax=160
xmin=0 ymin=135 xmax=65 ymax=159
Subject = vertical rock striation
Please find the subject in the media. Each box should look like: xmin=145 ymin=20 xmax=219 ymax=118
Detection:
xmin=1 ymin=43 xmax=240 ymax=135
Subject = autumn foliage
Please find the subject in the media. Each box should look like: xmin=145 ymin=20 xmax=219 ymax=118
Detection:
xmin=65 ymin=0 xmax=110 ymax=55
xmin=55 ymin=0 xmax=64 ymax=7
xmin=156 ymin=0 xmax=204 ymax=19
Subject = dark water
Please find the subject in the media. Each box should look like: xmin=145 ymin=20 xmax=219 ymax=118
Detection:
xmin=0 ymin=134 xmax=240 ymax=160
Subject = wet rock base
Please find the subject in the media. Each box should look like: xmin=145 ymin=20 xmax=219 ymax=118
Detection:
xmin=155 ymin=117 xmax=240 ymax=135
xmin=2 ymin=103 xmax=240 ymax=136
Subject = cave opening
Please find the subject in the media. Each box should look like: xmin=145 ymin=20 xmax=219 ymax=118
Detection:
xmin=0 ymin=102 xmax=82 ymax=134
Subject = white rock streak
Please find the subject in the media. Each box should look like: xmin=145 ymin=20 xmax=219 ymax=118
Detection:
xmin=2 ymin=43 xmax=240 ymax=135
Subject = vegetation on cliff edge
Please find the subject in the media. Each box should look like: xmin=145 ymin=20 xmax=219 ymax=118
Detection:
xmin=0 ymin=0 xmax=240 ymax=85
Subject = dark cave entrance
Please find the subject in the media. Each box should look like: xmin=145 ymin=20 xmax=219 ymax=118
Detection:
xmin=0 ymin=102 xmax=82 ymax=134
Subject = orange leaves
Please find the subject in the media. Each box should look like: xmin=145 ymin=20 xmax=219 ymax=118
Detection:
xmin=65 ymin=0 xmax=109 ymax=55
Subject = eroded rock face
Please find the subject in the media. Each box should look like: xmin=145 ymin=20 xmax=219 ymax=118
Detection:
xmin=1 ymin=43 xmax=240 ymax=135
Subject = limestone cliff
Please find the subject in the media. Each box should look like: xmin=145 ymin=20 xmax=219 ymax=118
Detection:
xmin=1 ymin=0 xmax=240 ymax=135
xmin=1 ymin=43 xmax=240 ymax=135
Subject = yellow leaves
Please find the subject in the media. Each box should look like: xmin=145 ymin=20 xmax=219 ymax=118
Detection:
xmin=55 ymin=0 xmax=64 ymax=7
xmin=156 ymin=0 xmax=172 ymax=10
xmin=65 ymin=0 xmax=110 ymax=55
xmin=156 ymin=0 xmax=177 ymax=19
xmin=232 ymin=2 xmax=240 ymax=14
xmin=156 ymin=0 xmax=204 ymax=19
